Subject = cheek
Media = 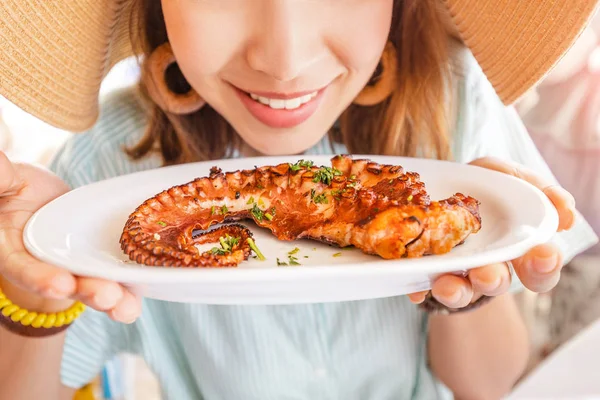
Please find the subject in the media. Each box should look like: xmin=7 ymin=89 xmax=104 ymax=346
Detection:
xmin=161 ymin=1 xmax=240 ymax=82
xmin=326 ymin=0 xmax=394 ymax=74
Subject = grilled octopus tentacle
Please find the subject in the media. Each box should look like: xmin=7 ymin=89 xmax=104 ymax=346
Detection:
xmin=120 ymin=155 xmax=482 ymax=267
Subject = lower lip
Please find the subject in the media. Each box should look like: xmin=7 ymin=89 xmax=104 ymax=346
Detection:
xmin=234 ymin=87 xmax=325 ymax=129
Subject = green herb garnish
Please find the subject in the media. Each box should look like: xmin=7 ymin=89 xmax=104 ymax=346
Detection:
xmin=247 ymin=238 xmax=265 ymax=261
xmin=312 ymin=166 xmax=343 ymax=185
xmin=313 ymin=193 xmax=328 ymax=204
xmin=288 ymin=247 xmax=300 ymax=255
xmin=210 ymin=234 xmax=240 ymax=255
xmin=333 ymin=252 xmax=342 ymax=257
xmin=157 ymin=221 xmax=167 ymax=227
xmin=210 ymin=247 xmax=227 ymax=255
xmin=288 ymin=256 xmax=301 ymax=266
xmin=264 ymin=212 xmax=273 ymax=221
xmin=289 ymin=159 xmax=314 ymax=171
xmin=247 ymin=196 xmax=255 ymax=205
xmin=250 ymin=203 xmax=264 ymax=220
xmin=210 ymin=206 xmax=217 ymax=215
xmin=221 ymin=205 xmax=229 ymax=214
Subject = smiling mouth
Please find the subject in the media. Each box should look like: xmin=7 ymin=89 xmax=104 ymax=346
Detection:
xmin=247 ymin=91 xmax=319 ymax=110
xmin=232 ymin=85 xmax=327 ymax=129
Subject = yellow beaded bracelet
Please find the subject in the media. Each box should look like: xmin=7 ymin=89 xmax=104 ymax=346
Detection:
xmin=0 ymin=286 xmax=85 ymax=337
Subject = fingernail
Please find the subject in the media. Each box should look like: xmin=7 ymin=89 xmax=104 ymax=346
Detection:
xmin=44 ymin=288 xmax=68 ymax=299
xmin=114 ymin=308 xmax=138 ymax=324
xmin=441 ymin=286 xmax=468 ymax=308
xmin=473 ymin=275 xmax=502 ymax=293
xmin=93 ymin=286 xmax=121 ymax=309
xmin=47 ymin=274 xmax=74 ymax=297
xmin=562 ymin=208 xmax=575 ymax=230
xmin=529 ymin=253 xmax=559 ymax=274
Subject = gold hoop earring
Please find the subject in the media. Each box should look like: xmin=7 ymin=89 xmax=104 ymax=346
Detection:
xmin=142 ymin=42 xmax=206 ymax=115
xmin=353 ymin=41 xmax=397 ymax=106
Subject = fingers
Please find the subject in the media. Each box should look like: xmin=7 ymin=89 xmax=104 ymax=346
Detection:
xmin=468 ymin=262 xmax=512 ymax=296
xmin=512 ymin=243 xmax=563 ymax=293
xmin=543 ymin=186 xmax=576 ymax=231
xmin=431 ymin=275 xmax=473 ymax=309
xmin=76 ymin=277 xmax=142 ymax=323
xmin=108 ymin=290 xmax=142 ymax=324
xmin=469 ymin=157 xmax=576 ymax=231
xmin=407 ymin=290 xmax=428 ymax=304
xmin=408 ymin=262 xmax=511 ymax=308
xmin=408 ymin=243 xmax=562 ymax=308
xmin=469 ymin=157 xmax=553 ymax=189
xmin=0 ymin=151 xmax=22 ymax=197
xmin=0 ymin=246 xmax=77 ymax=298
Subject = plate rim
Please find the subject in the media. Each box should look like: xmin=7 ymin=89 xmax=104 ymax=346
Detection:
xmin=24 ymin=154 xmax=559 ymax=284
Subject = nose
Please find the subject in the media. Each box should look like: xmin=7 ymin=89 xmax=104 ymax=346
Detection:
xmin=246 ymin=1 xmax=323 ymax=82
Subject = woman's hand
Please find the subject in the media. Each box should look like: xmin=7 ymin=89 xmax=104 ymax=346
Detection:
xmin=0 ymin=152 xmax=141 ymax=323
xmin=408 ymin=156 xmax=576 ymax=309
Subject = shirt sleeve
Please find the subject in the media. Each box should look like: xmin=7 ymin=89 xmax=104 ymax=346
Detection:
xmin=59 ymin=309 xmax=131 ymax=389
xmin=453 ymin=56 xmax=599 ymax=266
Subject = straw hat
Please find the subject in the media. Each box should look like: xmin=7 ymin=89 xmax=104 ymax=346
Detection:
xmin=0 ymin=0 xmax=598 ymax=132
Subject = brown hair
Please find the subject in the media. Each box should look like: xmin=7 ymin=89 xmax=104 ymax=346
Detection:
xmin=128 ymin=0 xmax=452 ymax=165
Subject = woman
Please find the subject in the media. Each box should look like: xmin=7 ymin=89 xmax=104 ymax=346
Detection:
xmin=0 ymin=0 xmax=597 ymax=399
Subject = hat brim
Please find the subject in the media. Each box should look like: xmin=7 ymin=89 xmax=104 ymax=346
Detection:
xmin=445 ymin=0 xmax=599 ymax=105
xmin=0 ymin=0 xmax=598 ymax=132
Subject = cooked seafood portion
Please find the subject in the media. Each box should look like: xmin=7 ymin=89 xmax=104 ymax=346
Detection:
xmin=120 ymin=155 xmax=481 ymax=267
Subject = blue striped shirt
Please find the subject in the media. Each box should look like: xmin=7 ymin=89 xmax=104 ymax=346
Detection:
xmin=49 ymin=43 xmax=597 ymax=400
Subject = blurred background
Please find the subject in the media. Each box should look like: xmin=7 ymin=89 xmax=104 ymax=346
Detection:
xmin=2 ymin=15 xmax=600 ymax=400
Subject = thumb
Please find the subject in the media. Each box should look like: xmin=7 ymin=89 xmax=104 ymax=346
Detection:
xmin=0 ymin=151 xmax=23 ymax=197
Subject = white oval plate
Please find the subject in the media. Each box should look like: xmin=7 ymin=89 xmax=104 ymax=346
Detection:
xmin=24 ymin=155 xmax=558 ymax=305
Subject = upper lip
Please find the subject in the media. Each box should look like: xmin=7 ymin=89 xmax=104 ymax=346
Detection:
xmin=232 ymin=85 xmax=325 ymax=99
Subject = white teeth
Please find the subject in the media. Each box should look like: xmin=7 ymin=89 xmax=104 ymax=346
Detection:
xmin=269 ymin=99 xmax=285 ymax=109
xmin=248 ymin=91 xmax=318 ymax=110
xmin=284 ymin=98 xmax=302 ymax=110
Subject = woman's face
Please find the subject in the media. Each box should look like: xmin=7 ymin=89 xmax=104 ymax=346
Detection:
xmin=162 ymin=0 xmax=393 ymax=155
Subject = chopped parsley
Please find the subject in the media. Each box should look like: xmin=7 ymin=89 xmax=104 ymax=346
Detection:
xmin=277 ymin=248 xmax=303 ymax=266
xmin=156 ymin=221 xmax=167 ymax=227
xmin=246 ymin=196 xmax=255 ymax=205
xmin=312 ymin=166 xmax=343 ymax=185
xmin=221 ymin=205 xmax=229 ymax=214
xmin=289 ymin=159 xmax=314 ymax=171
xmin=250 ymin=203 xmax=264 ymax=220
xmin=210 ymin=247 xmax=228 ymax=256
xmin=210 ymin=234 xmax=240 ymax=255
xmin=288 ymin=256 xmax=301 ymax=266
xmin=313 ymin=193 xmax=328 ymax=204
xmin=333 ymin=252 xmax=342 ymax=257
xmin=247 ymin=238 xmax=265 ymax=260
xmin=407 ymin=194 xmax=413 ymax=202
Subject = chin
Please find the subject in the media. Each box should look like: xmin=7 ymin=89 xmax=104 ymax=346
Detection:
xmin=241 ymin=133 xmax=323 ymax=156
